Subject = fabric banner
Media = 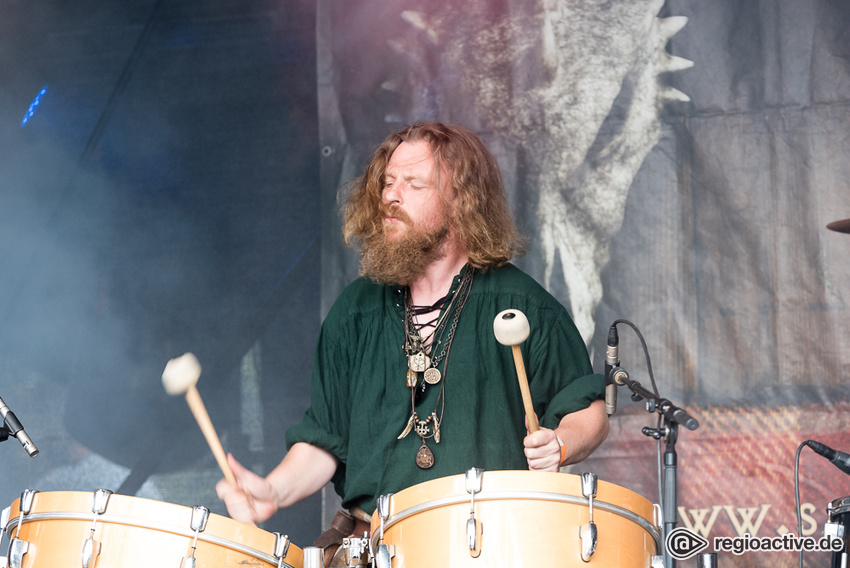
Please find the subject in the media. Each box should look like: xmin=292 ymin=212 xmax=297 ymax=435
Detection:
xmin=317 ymin=1 xmax=850 ymax=565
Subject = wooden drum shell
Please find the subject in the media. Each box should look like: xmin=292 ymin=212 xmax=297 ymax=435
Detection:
xmin=4 ymin=491 xmax=302 ymax=568
xmin=370 ymin=470 xmax=659 ymax=568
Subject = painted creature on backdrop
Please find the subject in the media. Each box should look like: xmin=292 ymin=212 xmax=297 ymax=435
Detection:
xmin=383 ymin=0 xmax=692 ymax=342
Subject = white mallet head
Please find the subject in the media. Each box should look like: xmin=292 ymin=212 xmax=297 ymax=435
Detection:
xmin=493 ymin=309 xmax=530 ymax=346
xmin=162 ymin=353 xmax=202 ymax=396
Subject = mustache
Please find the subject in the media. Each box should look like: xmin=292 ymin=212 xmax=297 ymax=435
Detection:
xmin=383 ymin=205 xmax=412 ymax=224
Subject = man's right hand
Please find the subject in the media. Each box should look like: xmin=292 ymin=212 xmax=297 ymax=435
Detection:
xmin=215 ymin=443 xmax=338 ymax=525
xmin=216 ymin=453 xmax=281 ymax=524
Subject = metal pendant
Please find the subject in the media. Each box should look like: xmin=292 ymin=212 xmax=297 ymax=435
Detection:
xmin=423 ymin=367 xmax=441 ymax=385
xmin=416 ymin=443 xmax=434 ymax=469
xmin=406 ymin=369 xmax=418 ymax=388
xmin=408 ymin=351 xmax=430 ymax=373
xmin=397 ymin=414 xmax=415 ymax=440
xmin=414 ymin=417 xmax=431 ymax=438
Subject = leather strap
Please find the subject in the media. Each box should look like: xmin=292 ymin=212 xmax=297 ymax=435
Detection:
xmin=311 ymin=510 xmax=356 ymax=550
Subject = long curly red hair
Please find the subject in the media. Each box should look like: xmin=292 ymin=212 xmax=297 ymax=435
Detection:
xmin=341 ymin=122 xmax=525 ymax=269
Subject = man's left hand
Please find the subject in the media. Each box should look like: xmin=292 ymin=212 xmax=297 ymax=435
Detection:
xmin=522 ymin=400 xmax=610 ymax=472
xmin=523 ymin=427 xmax=562 ymax=472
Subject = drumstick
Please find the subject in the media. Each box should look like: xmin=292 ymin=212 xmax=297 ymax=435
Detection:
xmin=493 ymin=309 xmax=538 ymax=433
xmin=162 ymin=353 xmax=237 ymax=484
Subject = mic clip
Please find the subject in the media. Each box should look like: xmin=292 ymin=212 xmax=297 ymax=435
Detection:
xmin=641 ymin=426 xmax=668 ymax=440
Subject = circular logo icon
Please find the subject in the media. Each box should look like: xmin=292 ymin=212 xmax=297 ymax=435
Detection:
xmin=665 ymin=527 xmax=710 ymax=560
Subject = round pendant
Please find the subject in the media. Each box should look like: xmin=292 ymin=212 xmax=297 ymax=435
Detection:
xmin=415 ymin=444 xmax=435 ymax=469
xmin=423 ymin=367 xmax=442 ymax=385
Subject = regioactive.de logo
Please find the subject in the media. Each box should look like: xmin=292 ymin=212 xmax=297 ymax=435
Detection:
xmin=664 ymin=527 xmax=844 ymax=559
xmin=666 ymin=527 xmax=710 ymax=560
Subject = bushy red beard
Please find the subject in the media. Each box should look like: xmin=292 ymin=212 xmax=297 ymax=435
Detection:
xmin=359 ymin=206 xmax=450 ymax=286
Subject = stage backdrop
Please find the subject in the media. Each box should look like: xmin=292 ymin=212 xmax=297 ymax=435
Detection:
xmin=316 ymin=1 xmax=850 ymax=566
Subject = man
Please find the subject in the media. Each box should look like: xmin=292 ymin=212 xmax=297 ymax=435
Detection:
xmin=216 ymin=122 xmax=608 ymax=541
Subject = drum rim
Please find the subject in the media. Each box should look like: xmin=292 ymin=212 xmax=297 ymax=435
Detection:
xmin=830 ymin=496 xmax=850 ymax=515
xmin=5 ymin=512 xmax=296 ymax=568
xmin=370 ymin=489 xmax=661 ymax=553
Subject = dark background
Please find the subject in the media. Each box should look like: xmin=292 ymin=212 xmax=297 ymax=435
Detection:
xmin=0 ymin=0 xmax=323 ymax=545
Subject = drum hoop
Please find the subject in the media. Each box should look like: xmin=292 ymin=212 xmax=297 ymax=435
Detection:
xmin=4 ymin=512 xmax=293 ymax=568
xmin=370 ymin=490 xmax=661 ymax=552
xmin=830 ymin=496 xmax=850 ymax=516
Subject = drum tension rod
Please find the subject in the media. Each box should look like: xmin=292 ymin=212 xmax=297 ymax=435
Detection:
xmin=181 ymin=506 xmax=210 ymax=568
xmin=8 ymin=489 xmax=37 ymax=568
xmin=825 ymin=498 xmax=848 ymax=567
xmin=466 ymin=468 xmax=483 ymax=558
xmin=82 ymin=489 xmax=113 ymax=568
xmin=373 ymin=494 xmax=395 ymax=568
xmin=579 ymin=472 xmax=598 ymax=563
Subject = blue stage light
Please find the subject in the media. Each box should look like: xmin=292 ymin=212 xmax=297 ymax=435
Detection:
xmin=21 ymin=86 xmax=48 ymax=127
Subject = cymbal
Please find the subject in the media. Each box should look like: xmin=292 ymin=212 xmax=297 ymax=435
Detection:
xmin=827 ymin=219 xmax=850 ymax=234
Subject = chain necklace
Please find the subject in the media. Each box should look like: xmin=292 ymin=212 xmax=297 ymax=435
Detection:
xmin=397 ymin=264 xmax=474 ymax=469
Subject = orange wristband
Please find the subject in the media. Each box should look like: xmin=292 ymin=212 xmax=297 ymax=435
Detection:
xmin=556 ymin=436 xmax=566 ymax=466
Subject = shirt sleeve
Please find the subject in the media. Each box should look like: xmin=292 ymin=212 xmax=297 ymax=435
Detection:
xmin=526 ymin=303 xmax=604 ymax=430
xmin=285 ymin=321 xmax=351 ymax=463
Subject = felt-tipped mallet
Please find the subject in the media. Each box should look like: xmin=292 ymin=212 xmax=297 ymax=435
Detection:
xmin=493 ymin=309 xmax=538 ymax=434
xmin=162 ymin=353 xmax=237 ymax=485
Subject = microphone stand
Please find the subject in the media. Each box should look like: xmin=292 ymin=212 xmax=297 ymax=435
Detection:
xmin=610 ymin=369 xmax=699 ymax=568
xmin=0 ymin=397 xmax=39 ymax=457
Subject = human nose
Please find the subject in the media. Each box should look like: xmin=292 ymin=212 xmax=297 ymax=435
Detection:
xmin=383 ymin=182 xmax=402 ymax=205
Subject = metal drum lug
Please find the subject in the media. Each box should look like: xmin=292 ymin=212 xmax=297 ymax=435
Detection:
xmin=19 ymin=491 xmax=37 ymax=516
xmin=8 ymin=538 xmax=29 ymax=568
xmin=376 ymin=493 xmax=392 ymax=547
xmin=81 ymin=538 xmax=101 ymax=568
xmin=81 ymin=489 xmax=111 ymax=568
xmin=273 ymin=532 xmax=292 ymax=568
xmin=91 ymin=490 xmax=112 ymax=515
xmin=579 ymin=472 xmax=599 ymax=562
xmin=189 ymin=506 xmax=210 ymax=533
xmin=466 ymin=517 xmax=483 ymax=558
xmin=1 ymin=506 xmax=10 ymax=533
xmin=182 ymin=505 xmax=210 ymax=567
xmin=373 ymin=544 xmax=394 ymax=568
xmin=465 ymin=468 xmax=484 ymax=557
xmin=580 ymin=472 xmax=598 ymax=500
xmin=653 ymin=503 xmax=663 ymax=529
xmin=465 ymin=468 xmax=483 ymax=494
xmin=579 ymin=521 xmax=597 ymax=562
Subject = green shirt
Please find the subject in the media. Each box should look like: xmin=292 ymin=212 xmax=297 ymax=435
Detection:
xmin=286 ymin=263 xmax=603 ymax=514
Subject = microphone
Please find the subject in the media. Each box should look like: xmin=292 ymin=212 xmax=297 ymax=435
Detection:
xmin=604 ymin=325 xmax=619 ymax=415
xmin=0 ymin=397 xmax=38 ymax=457
xmin=807 ymin=440 xmax=850 ymax=475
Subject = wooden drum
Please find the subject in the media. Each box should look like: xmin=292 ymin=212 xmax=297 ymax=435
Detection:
xmin=2 ymin=490 xmax=302 ymax=568
xmin=370 ymin=470 xmax=660 ymax=568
